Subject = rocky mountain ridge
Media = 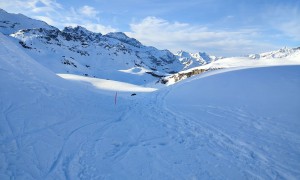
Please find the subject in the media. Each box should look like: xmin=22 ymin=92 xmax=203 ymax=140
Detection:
xmin=1 ymin=8 xmax=299 ymax=86
xmin=1 ymin=9 xmax=185 ymax=85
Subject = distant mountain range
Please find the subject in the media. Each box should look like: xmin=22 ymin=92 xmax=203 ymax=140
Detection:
xmin=1 ymin=8 xmax=299 ymax=85
xmin=248 ymin=47 xmax=300 ymax=59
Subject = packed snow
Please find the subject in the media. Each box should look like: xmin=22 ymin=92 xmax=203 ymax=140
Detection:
xmin=1 ymin=31 xmax=300 ymax=179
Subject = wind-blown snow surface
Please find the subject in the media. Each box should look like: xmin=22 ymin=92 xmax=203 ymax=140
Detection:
xmin=1 ymin=32 xmax=300 ymax=179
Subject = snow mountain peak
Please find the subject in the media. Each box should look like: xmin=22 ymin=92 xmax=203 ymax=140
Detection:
xmin=248 ymin=46 xmax=300 ymax=59
xmin=1 ymin=9 xmax=186 ymax=85
xmin=175 ymin=50 xmax=220 ymax=69
xmin=105 ymin=32 xmax=143 ymax=48
xmin=1 ymin=8 xmax=299 ymax=86
xmin=0 ymin=8 xmax=56 ymax=35
xmin=63 ymin=26 xmax=99 ymax=36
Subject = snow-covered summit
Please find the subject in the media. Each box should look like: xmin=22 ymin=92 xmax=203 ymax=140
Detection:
xmin=10 ymin=26 xmax=183 ymax=71
xmin=0 ymin=8 xmax=56 ymax=35
xmin=1 ymin=8 xmax=299 ymax=86
xmin=175 ymin=50 xmax=220 ymax=69
xmin=61 ymin=26 xmax=104 ymax=43
xmin=105 ymin=32 xmax=142 ymax=48
xmin=248 ymin=47 xmax=300 ymax=59
xmin=1 ymin=9 xmax=184 ymax=85
xmin=63 ymin=26 xmax=100 ymax=37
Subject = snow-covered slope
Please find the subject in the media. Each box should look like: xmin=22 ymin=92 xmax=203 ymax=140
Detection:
xmin=1 ymin=31 xmax=300 ymax=179
xmin=0 ymin=32 xmax=108 ymax=179
xmin=163 ymin=66 xmax=300 ymax=179
xmin=0 ymin=9 xmax=56 ymax=35
xmin=0 ymin=31 xmax=145 ymax=179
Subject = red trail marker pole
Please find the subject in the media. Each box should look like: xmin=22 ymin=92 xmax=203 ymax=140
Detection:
xmin=115 ymin=92 xmax=118 ymax=105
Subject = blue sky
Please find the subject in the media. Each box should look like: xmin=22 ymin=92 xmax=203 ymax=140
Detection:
xmin=1 ymin=0 xmax=299 ymax=56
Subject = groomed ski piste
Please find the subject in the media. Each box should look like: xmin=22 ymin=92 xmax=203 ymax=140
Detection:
xmin=1 ymin=32 xmax=300 ymax=179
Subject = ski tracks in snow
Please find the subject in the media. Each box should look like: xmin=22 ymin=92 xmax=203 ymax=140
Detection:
xmin=2 ymin=83 xmax=298 ymax=179
xmin=62 ymin=86 xmax=299 ymax=179
xmin=159 ymin=87 xmax=299 ymax=179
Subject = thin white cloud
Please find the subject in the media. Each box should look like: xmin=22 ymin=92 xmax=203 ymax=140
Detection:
xmin=279 ymin=21 xmax=300 ymax=41
xmin=0 ymin=0 xmax=117 ymax=34
xmin=1 ymin=1 xmax=292 ymax=56
xmin=0 ymin=0 xmax=62 ymax=13
xmin=32 ymin=15 xmax=56 ymax=25
xmin=79 ymin=5 xmax=99 ymax=18
xmin=83 ymin=23 xmax=117 ymax=34
xmin=63 ymin=23 xmax=117 ymax=34
xmin=31 ymin=0 xmax=62 ymax=13
xmin=265 ymin=5 xmax=300 ymax=41
xmin=126 ymin=16 xmax=276 ymax=56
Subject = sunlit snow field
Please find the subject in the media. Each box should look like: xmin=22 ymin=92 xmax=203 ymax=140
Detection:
xmin=1 ymin=32 xmax=300 ymax=179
